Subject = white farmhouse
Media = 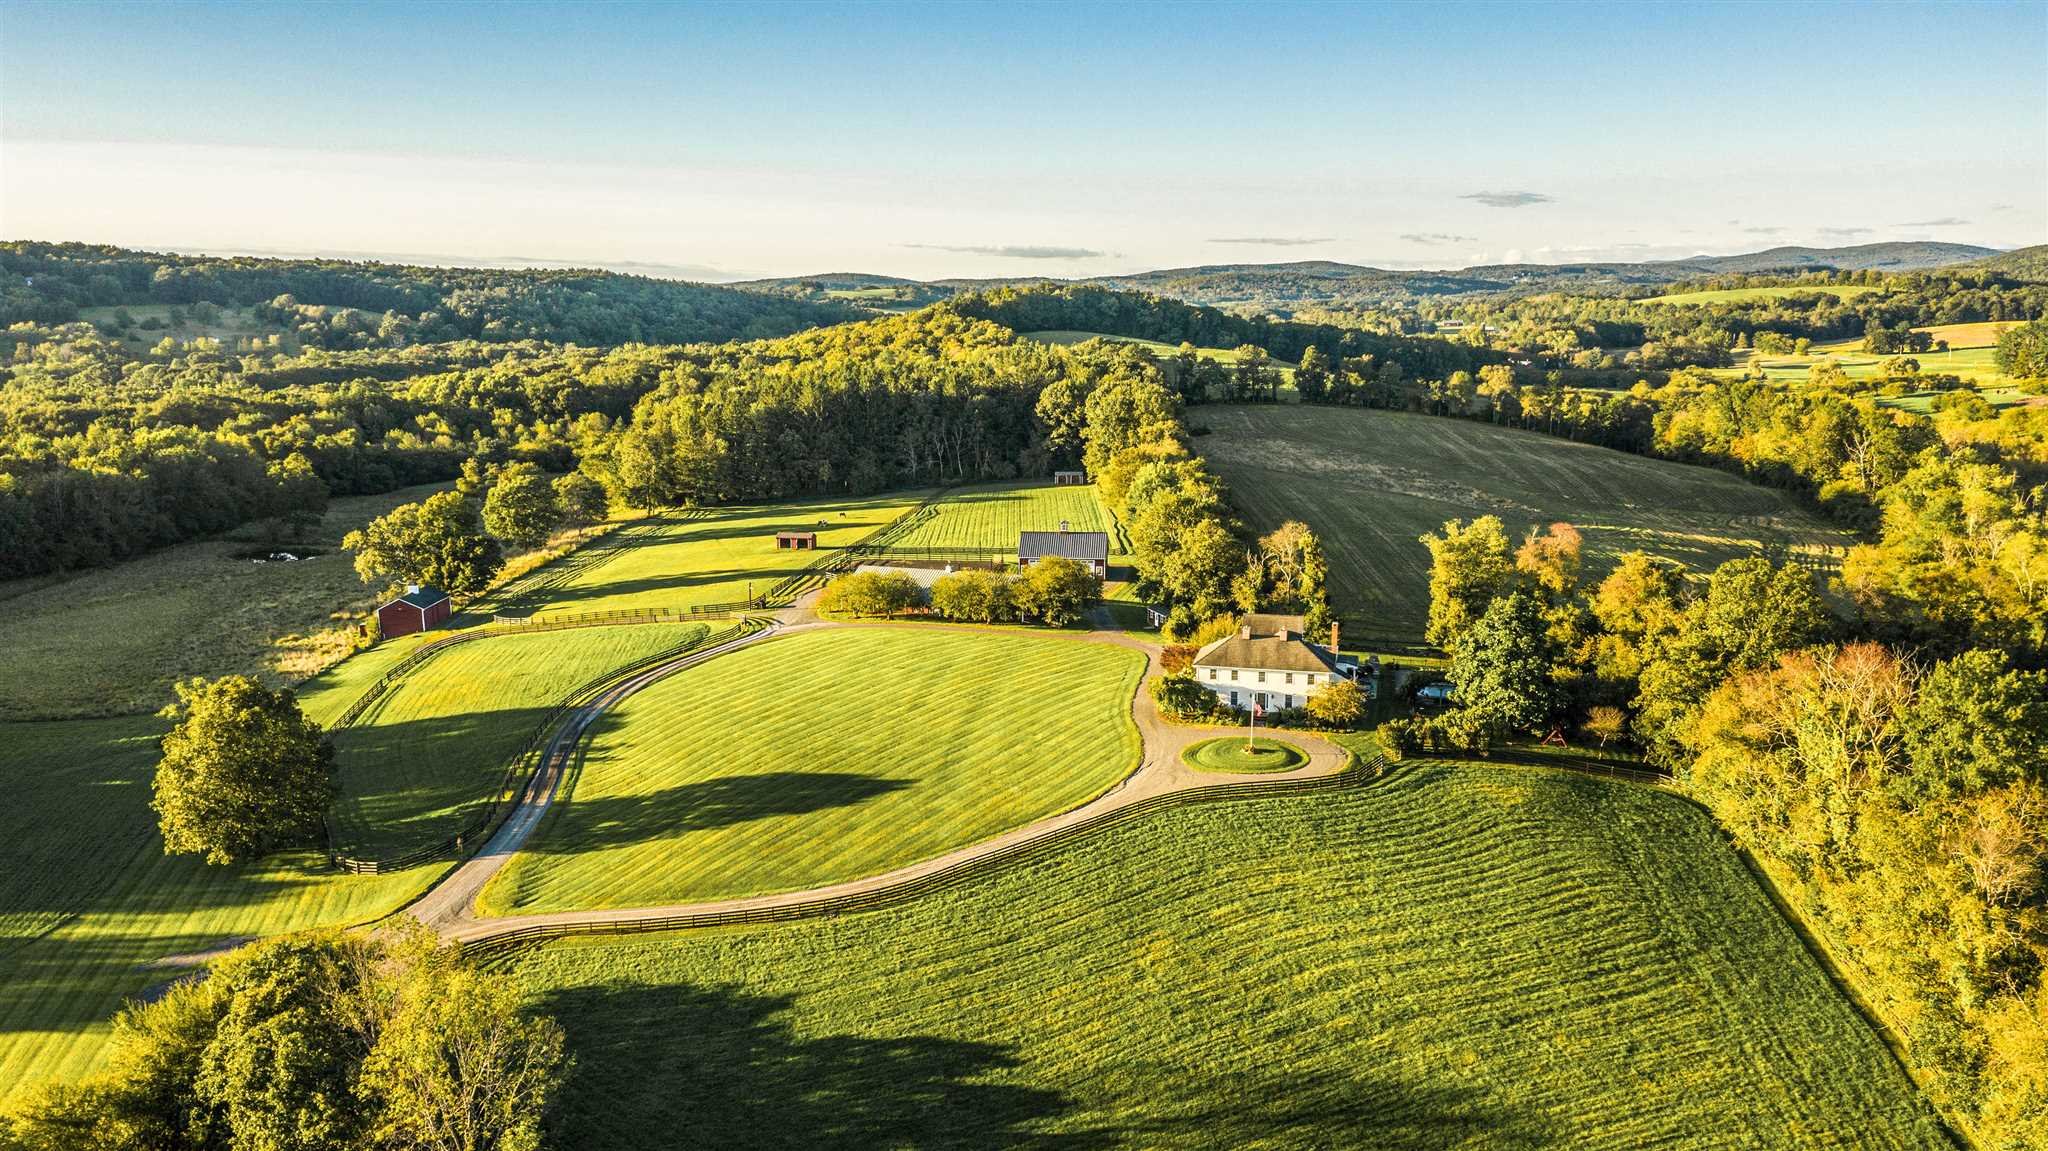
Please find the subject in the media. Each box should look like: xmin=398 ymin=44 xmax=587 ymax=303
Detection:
xmin=1190 ymin=613 xmax=1343 ymax=713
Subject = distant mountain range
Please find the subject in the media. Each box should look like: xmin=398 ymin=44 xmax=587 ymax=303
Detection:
xmin=740 ymin=241 xmax=2005 ymax=313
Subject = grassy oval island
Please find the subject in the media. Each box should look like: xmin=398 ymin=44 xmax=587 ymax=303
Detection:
xmin=1181 ymin=736 xmax=1309 ymax=774
xmin=481 ymin=627 xmax=1145 ymax=914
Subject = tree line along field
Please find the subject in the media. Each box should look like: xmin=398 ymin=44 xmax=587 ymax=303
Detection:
xmin=1197 ymin=405 xmax=1853 ymax=648
xmin=0 ymin=481 xmax=457 ymax=722
xmin=480 ymin=627 xmax=1144 ymax=914
xmin=1725 ymin=319 xmax=2032 ymax=401
xmin=885 ymin=479 xmax=1123 ymax=553
xmin=1640 ymin=283 xmax=1884 ymax=306
xmin=501 ymin=493 xmax=926 ymax=619
xmin=505 ymin=759 xmax=1950 ymax=1149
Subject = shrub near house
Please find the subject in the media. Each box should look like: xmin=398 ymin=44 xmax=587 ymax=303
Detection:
xmin=817 ymin=571 xmax=924 ymax=617
xmin=924 ymin=557 xmax=1102 ymax=627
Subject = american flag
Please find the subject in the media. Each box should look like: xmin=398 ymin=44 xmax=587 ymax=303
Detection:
xmin=1251 ymin=700 xmax=1265 ymax=719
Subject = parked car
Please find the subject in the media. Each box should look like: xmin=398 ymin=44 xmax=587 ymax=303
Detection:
xmin=1414 ymin=681 xmax=1454 ymax=706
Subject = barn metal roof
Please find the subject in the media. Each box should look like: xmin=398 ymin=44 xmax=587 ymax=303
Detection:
xmin=1017 ymin=530 xmax=1109 ymax=561
xmin=390 ymin=586 xmax=449 ymax=610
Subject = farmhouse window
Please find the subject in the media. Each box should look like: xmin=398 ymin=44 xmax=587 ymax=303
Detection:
xmin=1285 ymin=673 xmax=1294 ymax=685
xmin=1207 ymin=668 xmax=1217 ymax=681
xmin=1230 ymin=670 xmax=1238 ymax=681
xmin=1257 ymin=671 xmax=1266 ymax=683
xmin=1230 ymin=691 xmax=1239 ymax=707
xmin=1285 ymin=695 xmax=1294 ymax=708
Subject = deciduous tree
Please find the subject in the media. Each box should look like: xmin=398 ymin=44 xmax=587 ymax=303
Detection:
xmin=345 ymin=490 xmax=505 ymax=599
xmin=153 ymin=677 xmax=334 ymax=866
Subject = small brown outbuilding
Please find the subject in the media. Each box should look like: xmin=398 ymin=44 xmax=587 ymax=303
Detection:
xmin=376 ymin=585 xmax=450 ymax=639
xmin=774 ymin=531 xmax=818 ymax=550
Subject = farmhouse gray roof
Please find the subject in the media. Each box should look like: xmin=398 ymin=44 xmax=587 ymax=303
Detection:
xmin=1192 ymin=633 xmax=1340 ymax=675
xmin=1241 ymin=612 xmax=1308 ymax=637
xmin=391 ymin=586 xmax=449 ymax=610
xmin=1017 ymin=530 xmax=1109 ymax=562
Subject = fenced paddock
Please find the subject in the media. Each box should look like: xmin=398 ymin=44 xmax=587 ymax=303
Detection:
xmin=324 ymin=619 xmax=763 ymax=873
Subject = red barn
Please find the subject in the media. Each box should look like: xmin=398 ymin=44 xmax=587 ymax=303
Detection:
xmin=376 ymin=585 xmax=450 ymax=639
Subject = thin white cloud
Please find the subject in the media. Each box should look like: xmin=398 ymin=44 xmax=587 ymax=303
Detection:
xmin=1817 ymin=227 xmax=1873 ymax=237
xmin=1741 ymin=226 xmax=1785 ymax=236
xmin=1207 ymin=236 xmax=1333 ymax=246
xmin=1399 ymin=232 xmax=1479 ymax=245
xmin=900 ymin=243 xmax=1113 ymax=259
xmin=1461 ymin=191 xmax=1552 ymax=209
xmin=1896 ymin=216 xmax=1969 ymax=227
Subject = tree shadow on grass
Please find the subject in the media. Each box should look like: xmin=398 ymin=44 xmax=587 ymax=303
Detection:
xmin=537 ymin=982 xmax=1110 ymax=1150
xmin=1116 ymin=1068 xmax=1557 ymax=1150
xmin=535 ymin=982 xmax=1550 ymax=1149
xmin=530 ymin=772 xmax=914 ymax=853
xmin=327 ymin=706 xmax=557 ymax=856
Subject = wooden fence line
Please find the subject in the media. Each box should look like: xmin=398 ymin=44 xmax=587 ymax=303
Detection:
xmin=326 ymin=618 xmax=768 ymax=874
xmin=460 ymin=754 xmax=1381 ymax=955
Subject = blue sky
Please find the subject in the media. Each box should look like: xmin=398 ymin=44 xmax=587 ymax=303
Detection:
xmin=3 ymin=0 xmax=2041 ymax=279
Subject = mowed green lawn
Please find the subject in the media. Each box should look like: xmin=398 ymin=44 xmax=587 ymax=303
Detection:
xmin=1734 ymin=344 xmax=2016 ymax=389
xmin=482 ymin=628 xmax=1145 ymax=913
xmin=1200 ymin=405 xmax=1852 ymax=647
xmin=327 ymin=623 xmax=707 ymax=858
xmin=889 ymin=480 xmax=1117 ymax=552
xmin=0 ymin=482 xmax=451 ymax=721
xmin=0 ymin=714 xmax=438 ymax=1100
xmin=505 ymin=494 xmax=925 ymax=619
xmin=1641 ymin=284 xmax=1882 ymax=305
xmin=509 ymin=760 xmax=1950 ymax=1149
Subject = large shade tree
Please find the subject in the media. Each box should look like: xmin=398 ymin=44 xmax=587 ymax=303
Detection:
xmin=345 ymin=490 xmax=505 ymax=599
xmin=152 ymin=676 xmax=335 ymax=866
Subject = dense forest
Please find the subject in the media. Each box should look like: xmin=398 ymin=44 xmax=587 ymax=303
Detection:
xmin=948 ymin=282 xmax=1497 ymax=376
xmin=0 ymin=242 xmax=853 ymax=345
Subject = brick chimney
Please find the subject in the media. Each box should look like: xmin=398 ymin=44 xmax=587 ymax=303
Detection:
xmin=1238 ymin=623 xmax=1252 ymax=639
xmin=1328 ymin=620 xmax=1340 ymax=654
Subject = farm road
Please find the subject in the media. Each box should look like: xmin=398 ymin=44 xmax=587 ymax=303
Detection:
xmin=415 ymin=600 xmax=1351 ymax=946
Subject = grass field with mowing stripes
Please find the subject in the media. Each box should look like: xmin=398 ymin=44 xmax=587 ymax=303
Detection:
xmin=327 ymin=623 xmax=707 ymax=858
xmin=1199 ymin=405 xmax=1853 ymax=647
xmin=0 ymin=714 xmax=438 ymax=1099
xmin=505 ymin=493 xmax=926 ymax=619
xmin=887 ymin=480 xmax=1117 ymax=552
xmin=482 ymin=627 xmax=1145 ymax=913
xmin=508 ymin=760 xmax=1949 ymax=1149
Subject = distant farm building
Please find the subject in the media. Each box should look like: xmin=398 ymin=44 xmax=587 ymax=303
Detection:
xmin=1053 ymin=470 xmax=1086 ymax=485
xmin=774 ymin=530 xmax=818 ymax=550
xmin=1018 ymin=526 xmax=1109 ymax=575
xmin=1191 ymin=613 xmax=1342 ymax=713
xmin=377 ymin=585 xmax=450 ymax=639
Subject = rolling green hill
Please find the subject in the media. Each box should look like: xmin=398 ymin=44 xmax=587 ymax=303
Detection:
xmin=510 ymin=760 xmax=1950 ymax=1149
